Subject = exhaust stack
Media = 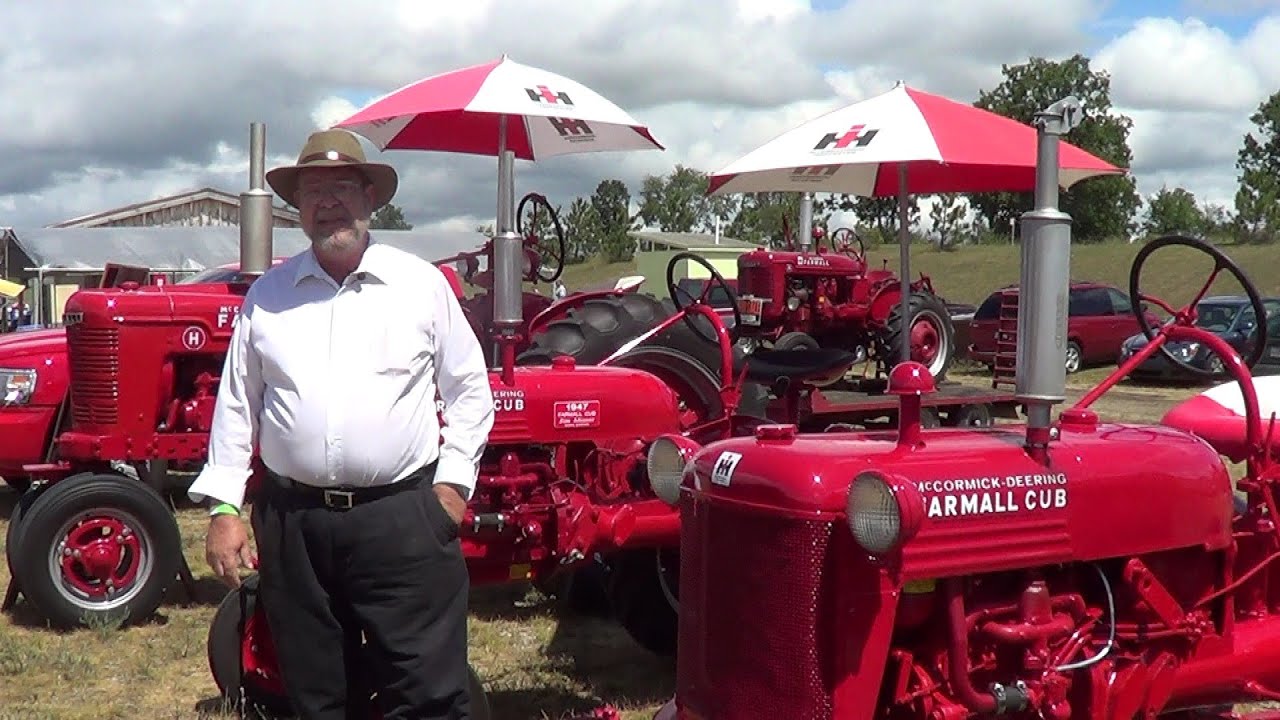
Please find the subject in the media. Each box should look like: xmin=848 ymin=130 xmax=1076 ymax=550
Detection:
xmin=239 ymin=122 xmax=274 ymax=275
xmin=797 ymin=192 xmax=814 ymax=252
xmin=1016 ymin=97 xmax=1082 ymax=453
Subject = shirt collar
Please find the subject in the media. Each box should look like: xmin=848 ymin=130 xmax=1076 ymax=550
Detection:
xmin=293 ymin=234 xmax=397 ymax=287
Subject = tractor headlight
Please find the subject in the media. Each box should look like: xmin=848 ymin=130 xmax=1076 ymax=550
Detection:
xmin=846 ymin=471 xmax=923 ymax=555
xmin=786 ymin=296 xmax=801 ymax=312
xmin=646 ymin=434 xmax=700 ymax=505
xmin=0 ymin=368 xmax=37 ymax=405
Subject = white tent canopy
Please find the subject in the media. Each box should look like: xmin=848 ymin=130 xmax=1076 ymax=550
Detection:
xmin=4 ymin=226 xmax=487 ymax=273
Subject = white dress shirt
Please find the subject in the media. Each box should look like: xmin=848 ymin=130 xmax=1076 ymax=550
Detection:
xmin=187 ymin=238 xmax=495 ymax=510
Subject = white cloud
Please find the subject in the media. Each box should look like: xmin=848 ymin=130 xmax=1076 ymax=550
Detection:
xmin=0 ymin=0 xmax=1276 ymax=240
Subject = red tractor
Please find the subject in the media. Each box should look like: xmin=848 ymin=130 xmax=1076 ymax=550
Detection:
xmin=0 ymin=124 xmax=764 ymax=666
xmin=644 ymin=99 xmax=1280 ymax=719
xmin=734 ymin=223 xmax=958 ymax=382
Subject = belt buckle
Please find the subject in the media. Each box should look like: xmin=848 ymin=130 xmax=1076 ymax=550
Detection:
xmin=323 ymin=489 xmax=355 ymax=510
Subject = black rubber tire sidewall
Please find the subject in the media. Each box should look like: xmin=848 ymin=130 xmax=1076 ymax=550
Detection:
xmin=14 ymin=473 xmax=182 ymax=629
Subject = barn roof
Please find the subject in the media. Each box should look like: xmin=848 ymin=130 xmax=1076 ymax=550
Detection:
xmin=3 ymin=226 xmax=488 ymax=274
xmin=48 ymin=186 xmax=301 ymax=228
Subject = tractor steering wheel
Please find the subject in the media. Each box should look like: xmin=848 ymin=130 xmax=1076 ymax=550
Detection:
xmin=665 ymin=251 xmax=741 ymax=345
xmin=828 ymin=226 xmax=866 ymax=260
xmin=516 ymin=192 xmax=567 ymax=283
xmin=1129 ymin=233 xmax=1268 ymax=378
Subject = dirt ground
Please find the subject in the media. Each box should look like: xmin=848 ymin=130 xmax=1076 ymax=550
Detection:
xmin=0 ymin=367 xmax=1248 ymax=719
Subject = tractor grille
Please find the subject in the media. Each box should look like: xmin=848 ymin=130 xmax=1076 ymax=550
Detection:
xmin=67 ymin=326 xmax=120 ymax=426
xmin=736 ymin=266 xmax=772 ymax=300
xmin=677 ymin=496 xmax=836 ymax=719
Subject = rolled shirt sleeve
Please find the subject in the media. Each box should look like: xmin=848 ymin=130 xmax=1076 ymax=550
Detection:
xmin=187 ymin=292 xmax=264 ymax=510
xmin=430 ymin=268 xmax=494 ymax=500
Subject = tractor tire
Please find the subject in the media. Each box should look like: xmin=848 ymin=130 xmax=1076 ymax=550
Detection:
xmin=5 ymin=483 xmax=51 ymax=590
xmin=948 ymin=403 xmax=993 ymax=428
xmin=877 ymin=292 xmax=956 ymax=381
xmin=12 ymin=472 xmax=182 ymax=629
xmin=518 ymin=293 xmax=731 ymax=385
xmin=606 ymin=548 xmax=680 ymax=657
xmin=209 ymin=573 xmax=493 ymax=720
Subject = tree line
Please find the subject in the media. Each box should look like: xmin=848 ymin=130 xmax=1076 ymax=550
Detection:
xmin=376 ymin=53 xmax=1280 ymax=261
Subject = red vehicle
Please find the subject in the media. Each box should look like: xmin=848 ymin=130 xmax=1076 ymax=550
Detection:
xmin=0 ymin=261 xmax=283 ymax=492
xmin=632 ymin=100 xmax=1280 ymax=718
xmin=733 ymin=226 xmax=958 ymax=381
xmin=1 ymin=124 xmax=745 ymax=666
xmin=969 ymin=280 xmax=1158 ymax=378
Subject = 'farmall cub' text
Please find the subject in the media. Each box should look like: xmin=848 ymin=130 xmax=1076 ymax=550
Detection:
xmin=918 ymin=473 xmax=1069 ymax=519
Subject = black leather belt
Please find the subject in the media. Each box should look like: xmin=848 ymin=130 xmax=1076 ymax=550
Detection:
xmin=266 ymin=462 xmax=436 ymax=510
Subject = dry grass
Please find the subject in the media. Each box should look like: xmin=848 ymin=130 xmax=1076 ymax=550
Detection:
xmin=0 ymin=368 xmax=1221 ymax=720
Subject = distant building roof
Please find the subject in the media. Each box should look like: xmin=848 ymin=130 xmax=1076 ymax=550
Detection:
xmin=629 ymin=230 xmax=760 ymax=251
xmin=49 ymin=186 xmax=301 ymax=229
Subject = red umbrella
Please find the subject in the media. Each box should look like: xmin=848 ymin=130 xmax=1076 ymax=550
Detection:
xmin=706 ymin=82 xmax=1122 ymax=195
xmin=335 ymin=55 xmax=664 ymax=232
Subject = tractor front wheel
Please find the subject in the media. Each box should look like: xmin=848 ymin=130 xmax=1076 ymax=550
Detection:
xmin=878 ymin=292 xmax=956 ymax=380
xmin=11 ymin=472 xmax=182 ymax=629
xmin=208 ymin=572 xmax=493 ymax=719
xmin=607 ymin=548 xmax=680 ymax=657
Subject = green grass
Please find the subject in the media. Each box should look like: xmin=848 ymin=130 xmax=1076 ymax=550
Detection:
xmin=552 ymin=239 xmax=1280 ymax=310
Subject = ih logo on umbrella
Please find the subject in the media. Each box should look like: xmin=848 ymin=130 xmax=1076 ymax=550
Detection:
xmin=526 ymin=84 xmax=574 ymax=105
xmin=814 ymin=123 xmax=879 ymax=152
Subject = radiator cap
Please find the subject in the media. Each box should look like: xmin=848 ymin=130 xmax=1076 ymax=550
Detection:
xmin=552 ymin=355 xmax=576 ymax=371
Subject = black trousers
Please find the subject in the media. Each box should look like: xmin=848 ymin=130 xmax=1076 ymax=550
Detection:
xmin=251 ymin=464 xmax=471 ymax=720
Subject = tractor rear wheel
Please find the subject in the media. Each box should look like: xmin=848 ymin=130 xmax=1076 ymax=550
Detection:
xmin=517 ymin=293 xmax=730 ymax=385
xmin=208 ymin=572 xmax=493 ymax=719
xmin=606 ymin=547 xmax=680 ymax=657
xmin=12 ymin=472 xmax=182 ymax=629
xmin=877 ymin=292 xmax=956 ymax=380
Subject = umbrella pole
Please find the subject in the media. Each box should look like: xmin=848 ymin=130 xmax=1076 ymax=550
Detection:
xmin=493 ymin=114 xmax=523 ymax=384
xmin=897 ymin=164 xmax=911 ymax=365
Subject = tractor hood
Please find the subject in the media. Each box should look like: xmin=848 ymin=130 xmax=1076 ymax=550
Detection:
xmin=687 ymin=420 xmax=1233 ymax=578
xmin=64 ymin=282 xmax=252 ymax=327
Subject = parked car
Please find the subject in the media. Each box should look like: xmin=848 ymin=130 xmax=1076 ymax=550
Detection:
xmin=968 ymin=281 xmax=1158 ymax=373
xmin=1119 ymin=295 xmax=1280 ymax=380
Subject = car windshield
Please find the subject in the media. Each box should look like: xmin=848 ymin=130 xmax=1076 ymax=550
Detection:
xmin=1194 ymin=303 xmax=1242 ymax=332
xmin=176 ymin=267 xmax=244 ymax=285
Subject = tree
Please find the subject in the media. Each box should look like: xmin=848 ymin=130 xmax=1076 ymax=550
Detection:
xmin=817 ymin=194 xmax=918 ymax=244
xmin=1234 ymin=90 xmax=1280 ymax=243
xmin=726 ymin=192 xmax=806 ymax=248
xmin=928 ymin=193 xmax=968 ymax=250
xmin=636 ymin=165 xmax=707 ymax=232
xmin=591 ymin=179 xmax=634 ymax=262
xmin=969 ymin=54 xmax=1140 ymax=243
xmin=1141 ymin=186 xmax=1205 ymax=238
xmin=562 ymin=197 xmax=601 ymax=264
xmin=371 ymin=203 xmax=413 ymax=230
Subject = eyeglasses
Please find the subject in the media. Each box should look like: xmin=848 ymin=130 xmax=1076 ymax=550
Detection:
xmin=298 ymin=179 xmax=366 ymax=202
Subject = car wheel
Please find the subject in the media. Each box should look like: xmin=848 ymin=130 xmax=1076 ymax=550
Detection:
xmin=1065 ymin=341 xmax=1082 ymax=374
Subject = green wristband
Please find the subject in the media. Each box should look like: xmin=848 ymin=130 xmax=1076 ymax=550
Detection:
xmin=210 ymin=502 xmax=240 ymax=517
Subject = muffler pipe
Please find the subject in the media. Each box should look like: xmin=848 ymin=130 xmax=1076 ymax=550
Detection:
xmin=1016 ymin=97 xmax=1082 ymax=450
xmin=239 ymin=122 xmax=273 ymax=275
xmin=797 ymin=192 xmax=814 ymax=252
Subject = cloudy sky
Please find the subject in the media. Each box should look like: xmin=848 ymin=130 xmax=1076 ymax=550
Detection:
xmin=2 ymin=0 xmax=1278 ymax=234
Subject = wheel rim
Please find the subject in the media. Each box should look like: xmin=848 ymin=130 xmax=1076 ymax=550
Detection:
xmin=47 ymin=508 xmax=154 ymax=611
xmin=911 ymin=310 xmax=948 ymax=376
xmin=1066 ymin=345 xmax=1080 ymax=373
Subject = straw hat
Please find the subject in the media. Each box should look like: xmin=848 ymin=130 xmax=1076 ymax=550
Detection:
xmin=266 ymin=128 xmax=398 ymax=210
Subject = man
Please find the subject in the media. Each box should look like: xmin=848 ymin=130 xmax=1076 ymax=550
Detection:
xmin=188 ymin=128 xmax=495 ymax=720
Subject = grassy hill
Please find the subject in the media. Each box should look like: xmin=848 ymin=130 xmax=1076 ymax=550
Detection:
xmin=556 ymin=239 xmax=1280 ymax=308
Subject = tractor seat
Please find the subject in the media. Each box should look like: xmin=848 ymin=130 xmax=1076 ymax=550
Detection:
xmin=739 ymin=348 xmax=859 ymax=385
xmin=1161 ymin=375 xmax=1280 ymax=463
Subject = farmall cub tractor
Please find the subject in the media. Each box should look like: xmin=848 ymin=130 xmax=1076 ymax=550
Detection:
xmin=650 ymin=100 xmax=1280 ymax=720
xmin=732 ymin=203 xmax=957 ymax=384
xmin=0 ymin=124 xmax=758 ymax=671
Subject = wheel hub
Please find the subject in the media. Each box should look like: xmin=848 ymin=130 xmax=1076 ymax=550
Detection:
xmin=57 ymin=516 xmax=140 ymax=597
xmin=910 ymin=319 xmax=940 ymax=364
